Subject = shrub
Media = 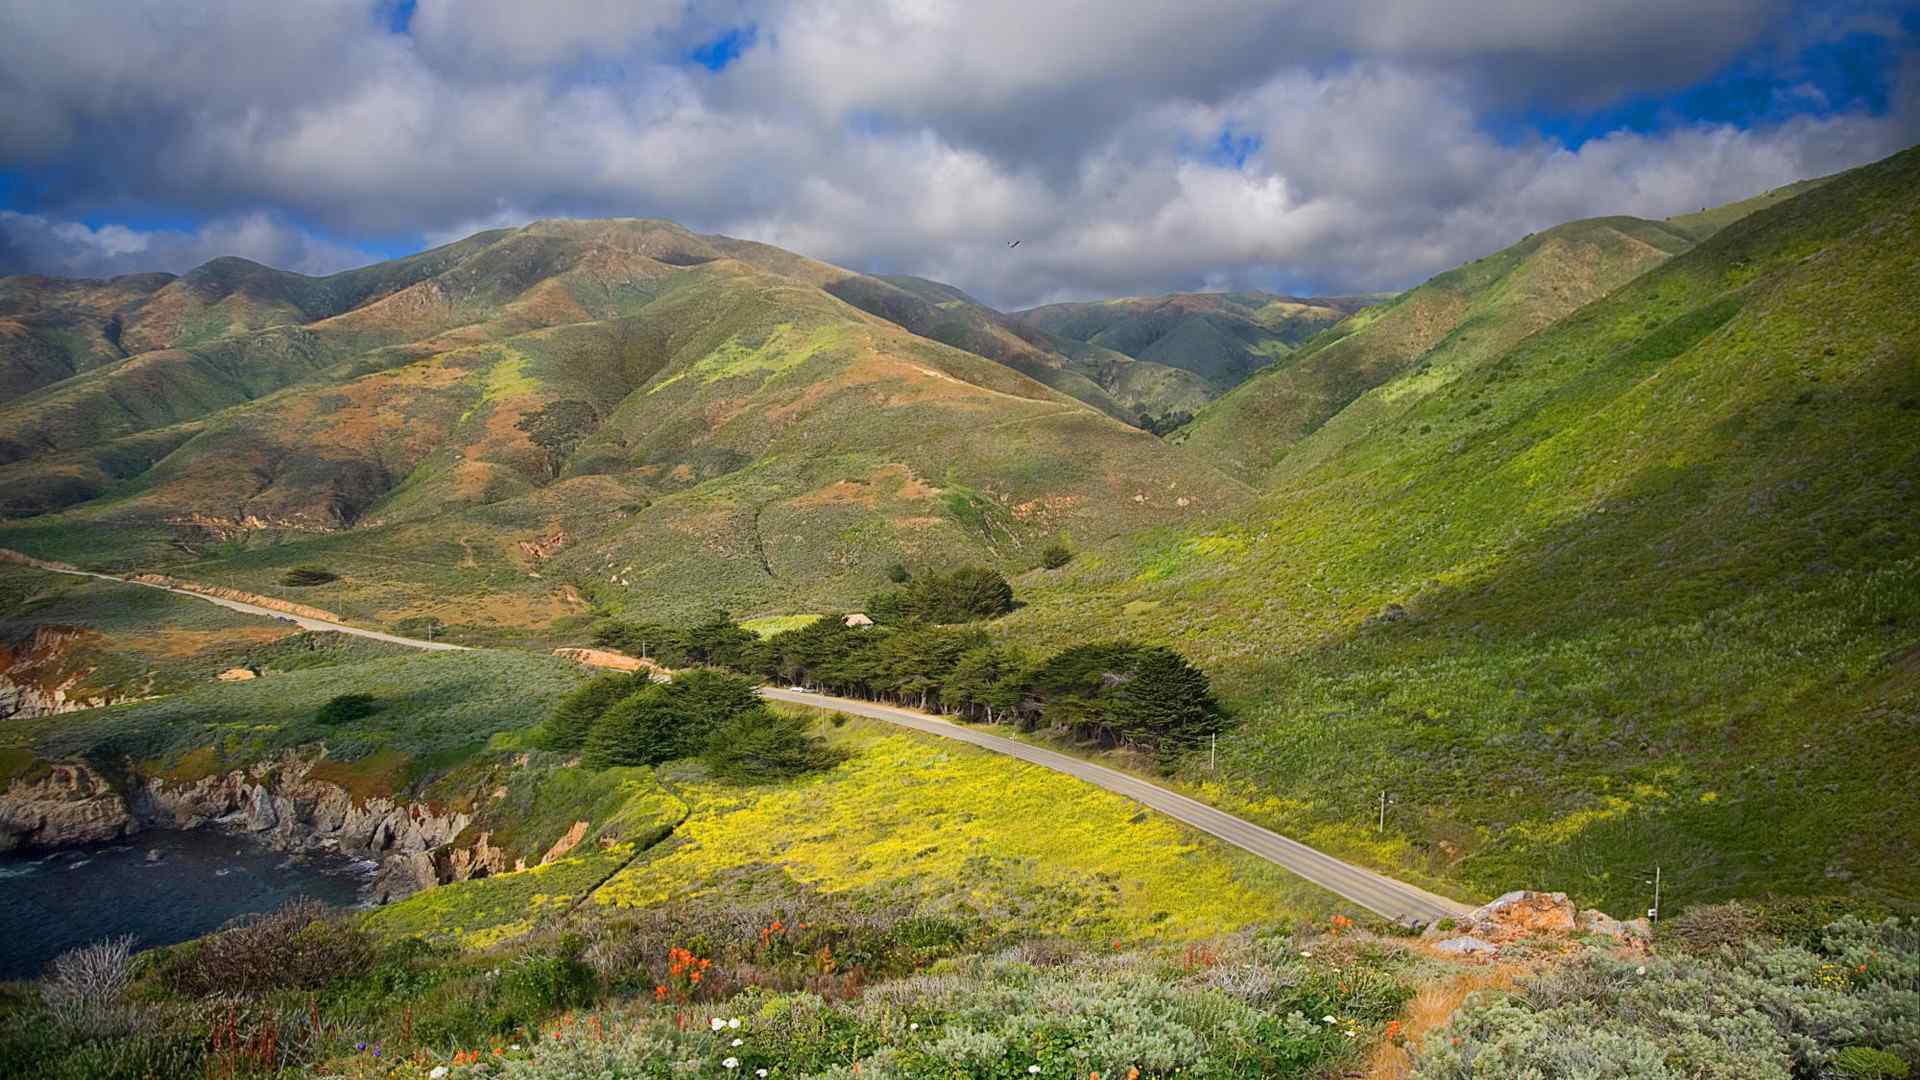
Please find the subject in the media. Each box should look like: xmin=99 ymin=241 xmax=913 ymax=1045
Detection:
xmin=1039 ymin=544 xmax=1073 ymax=570
xmin=886 ymin=562 xmax=912 ymax=583
xmin=278 ymin=565 xmax=338 ymax=587
xmin=150 ymin=899 xmax=373 ymax=997
xmin=314 ymin=692 xmax=377 ymax=726
xmin=703 ymin=708 xmax=836 ymax=783
xmin=541 ymin=672 xmax=645 ymax=751
xmin=40 ymin=935 xmax=137 ymax=1035
xmin=1834 ymin=1047 xmax=1912 ymax=1079
xmin=1417 ymin=916 xmax=1920 ymax=1080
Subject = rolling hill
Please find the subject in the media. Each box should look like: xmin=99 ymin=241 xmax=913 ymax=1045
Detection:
xmin=1174 ymin=216 xmax=1700 ymax=480
xmin=1006 ymin=143 xmax=1920 ymax=914
xmin=1016 ymin=290 xmax=1371 ymax=395
xmin=0 ymin=220 xmax=1244 ymax=639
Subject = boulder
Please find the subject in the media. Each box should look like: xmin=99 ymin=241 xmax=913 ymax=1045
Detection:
xmin=1432 ymin=936 xmax=1500 ymax=957
xmin=1428 ymin=890 xmax=1579 ymax=944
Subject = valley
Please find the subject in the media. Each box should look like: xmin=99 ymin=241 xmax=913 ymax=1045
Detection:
xmin=1 ymin=140 xmax=1915 ymax=1079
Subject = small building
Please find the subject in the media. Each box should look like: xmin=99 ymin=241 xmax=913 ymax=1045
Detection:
xmin=843 ymin=612 xmax=874 ymax=627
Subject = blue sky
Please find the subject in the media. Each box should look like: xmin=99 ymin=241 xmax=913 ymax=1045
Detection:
xmin=1 ymin=0 xmax=1914 ymax=306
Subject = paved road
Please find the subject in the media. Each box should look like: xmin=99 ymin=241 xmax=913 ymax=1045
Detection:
xmin=29 ymin=564 xmax=467 ymax=652
xmin=763 ymin=687 xmax=1472 ymax=926
xmin=19 ymin=554 xmax=1465 ymax=922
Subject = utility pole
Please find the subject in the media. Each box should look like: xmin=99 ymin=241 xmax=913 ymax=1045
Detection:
xmin=1649 ymin=866 xmax=1662 ymax=924
xmin=1209 ymin=733 xmax=1216 ymax=772
xmin=1379 ymin=790 xmax=1388 ymax=832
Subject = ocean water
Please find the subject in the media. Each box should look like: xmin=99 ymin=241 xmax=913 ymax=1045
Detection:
xmin=0 ymin=828 xmax=376 ymax=981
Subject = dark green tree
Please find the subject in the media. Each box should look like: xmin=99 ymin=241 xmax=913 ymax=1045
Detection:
xmin=941 ymin=643 xmax=1027 ymax=721
xmin=582 ymin=685 xmax=684 ymax=767
xmin=1106 ymin=646 xmax=1226 ymax=753
xmin=540 ymin=672 xmax=644 ymax=750
xmin=669 ymin=668 xmax=763 ymax=729
xmin=703 ymin=707 xmax=835 ymax=783
xmin=515 ymin=399 xmax=599 ymax=479
xmin=913 ymin=566 xmax=1015 ymax=622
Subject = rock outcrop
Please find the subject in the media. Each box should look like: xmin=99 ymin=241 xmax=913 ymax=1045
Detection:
xmin=0 ymin=752 xmax=509 ymax=902
xmin=0 ymin=763 xmax=136 ymax=850
xmin=1425 ymin=890 xmax=1651 ymax=958
xmin=131 ymin=755 xmax=507 ymax=901
xmin=0 ymin=625 xmax=143 ymax=719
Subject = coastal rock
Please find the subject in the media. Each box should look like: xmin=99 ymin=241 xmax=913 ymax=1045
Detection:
xmin=0 ymin=763 xmax=137 ymax=848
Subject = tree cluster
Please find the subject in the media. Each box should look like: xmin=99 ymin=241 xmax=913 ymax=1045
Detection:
xmin=744 ymin=619 xmax=1224 ymax=758
xmin=539 ymin=667 xmax=832 ymax=782
xmin=864 ymin=565 xmax=1014 ymax=624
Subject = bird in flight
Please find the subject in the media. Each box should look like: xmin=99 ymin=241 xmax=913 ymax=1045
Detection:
xmin=1006 ymin=240 xmax=1021 ymax=249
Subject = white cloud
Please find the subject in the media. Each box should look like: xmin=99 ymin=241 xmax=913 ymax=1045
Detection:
xmin=0 ymin=1 xmax=1912 ymax=305
xmin=0 ymin=211 xmax=381 ymax=279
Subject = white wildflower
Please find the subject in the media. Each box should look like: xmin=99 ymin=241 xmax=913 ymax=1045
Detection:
xmin=728 ymin=1017 xmax=742 ymax=1030
xmin=724 ymin=1057 xmax=740 ymax=1070
xmin=711 ymin=1017 xmax=726 ymax=1032
xmin=429 ymin=1069 xmax=448 ymax=1080
xmin=909 ymin=1022 xmax=919 ymax=1031
xmin=1636 ymin=965 xmax=1647 ymax=975
xmin=757 ymin=1072 xmax=768 ymax=1078
xmin=732 ymin=1038 xmax=744 ymax=1047
xmin=1028 ymin=1067 xmax=1042 ymax=1075
xmin=1323 ymin=1015 xmax=1337 ymax=1024
xmin=1300 ymin=951 xmax=1312 ymax=958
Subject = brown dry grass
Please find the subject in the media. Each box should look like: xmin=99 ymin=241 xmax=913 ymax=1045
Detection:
xmin=1366 ymin=958 xmax=1521 ymax=1080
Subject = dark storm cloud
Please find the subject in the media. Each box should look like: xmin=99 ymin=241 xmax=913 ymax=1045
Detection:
xmin=0 ymin=0 xmax=1913 ymax=306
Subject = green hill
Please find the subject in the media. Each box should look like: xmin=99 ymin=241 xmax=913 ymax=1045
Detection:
xmin=0 ymin=220 xmax=1244 ymax=639
xmin=1017 ymin=290 xmax=1371 ymax=392
xmin=1005 ymin=146 xmax=1920 ymax=914
xmin=1174 ymin=217 xmax=1698 ymax=480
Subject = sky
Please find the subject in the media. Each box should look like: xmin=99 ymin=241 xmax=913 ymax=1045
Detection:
xmin=1 ymin=0 xmax=1916 ymax=309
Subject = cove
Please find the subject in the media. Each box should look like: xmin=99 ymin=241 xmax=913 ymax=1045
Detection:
xmin=0 ymin=828 xmax=374 ymax=981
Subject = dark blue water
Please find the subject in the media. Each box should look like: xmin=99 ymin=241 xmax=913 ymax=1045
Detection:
xmin=0 ymin=828 xmax=376 ymax=981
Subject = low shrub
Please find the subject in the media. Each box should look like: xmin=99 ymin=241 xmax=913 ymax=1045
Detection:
xmin=1415 ymin=916 xmax=1920 ymax=1080
xmin=278 ymin=566 xmax=338 ymax=587
xmin=1040 ymin=543 xmax=1073 ymax=570
xmin=148 ymin=899 xmax=374 ymax=998
xmin=39 ymin=935 xmax=137 ymax=1036
xmin=315 ymin=692 xmax=378 ymax=726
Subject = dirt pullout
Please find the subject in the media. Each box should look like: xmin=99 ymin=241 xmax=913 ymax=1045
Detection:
xmin=552 ymin=647 xmax=671 ymax=681
xmin=126 ymin=574 xmax=344 ymax=623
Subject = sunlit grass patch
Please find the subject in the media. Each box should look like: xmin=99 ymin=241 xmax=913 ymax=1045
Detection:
xmin=740 ymin=613 xmax=824 ymax=638
xmin=594 ymin=722 xmax=1347 ymax=938
xmin=362 ymin=841 xmax=638 ymax=948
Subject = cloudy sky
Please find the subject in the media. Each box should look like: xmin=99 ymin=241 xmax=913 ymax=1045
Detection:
xmin=2 ymin=1 xmax=1916 ymax=308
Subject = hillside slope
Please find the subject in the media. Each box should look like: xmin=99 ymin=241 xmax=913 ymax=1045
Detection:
xmin=1007 ymin=146 xmax=1920 ymax=914
xmin=0 ymin=220 xmax=1242 ymax=637
xmin=1175 ymin=216 xmax=1697 ymax=480
xmin=1017 ymin=290 xmax=1369 ymax=391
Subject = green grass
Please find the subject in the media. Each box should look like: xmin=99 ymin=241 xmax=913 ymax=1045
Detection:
xmin=1000 ymin=145 xmax=1920 ymax=917
xmin=8 ymin=648 xmax=583 ymax=797
xmin=361 ymin=841 xmax=642 ymax=949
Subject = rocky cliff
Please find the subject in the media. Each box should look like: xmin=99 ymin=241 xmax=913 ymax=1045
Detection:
xmin=0 ymin=754 xmax=511 ymax=901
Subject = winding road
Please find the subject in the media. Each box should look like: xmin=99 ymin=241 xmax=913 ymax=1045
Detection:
xmin=762 ymin=687 xmax=1472 ymax=926
xmin=15 ymin=553 xmax=1470 ymax=924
